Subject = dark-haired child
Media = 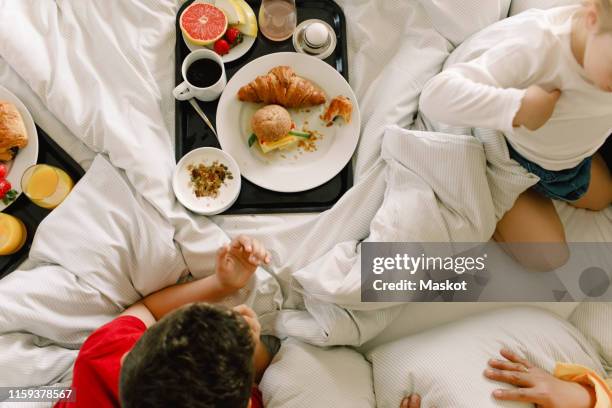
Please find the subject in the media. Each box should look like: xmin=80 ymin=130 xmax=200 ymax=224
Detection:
xmin=56 ymin=235 xmax=274 ymax=408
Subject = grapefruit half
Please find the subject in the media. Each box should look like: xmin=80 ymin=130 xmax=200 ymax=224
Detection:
xmin=180 ymin=2 xmax=228 ymax=46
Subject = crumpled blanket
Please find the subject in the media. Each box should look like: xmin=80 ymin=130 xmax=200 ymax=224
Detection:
xmin=0 ymin=0 xmax=573 ymax=396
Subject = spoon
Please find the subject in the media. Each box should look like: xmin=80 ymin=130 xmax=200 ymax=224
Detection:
xmin=188 ymin=98 xmax=217 ymax=138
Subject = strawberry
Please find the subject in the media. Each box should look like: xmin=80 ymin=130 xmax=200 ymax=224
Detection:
xmin=225 ymin=27 xmax=243 ymax=46
xmin=0 ymin=179 xmax=11 ymax=197
xmin=0 ymin=163 xmax=7 ymax=179
xmin=214 ymin=39 xmax=230 ymax=56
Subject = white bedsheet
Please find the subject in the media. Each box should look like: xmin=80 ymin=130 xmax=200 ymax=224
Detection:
xmin=0 ymin=0 xmax=610 ymax=397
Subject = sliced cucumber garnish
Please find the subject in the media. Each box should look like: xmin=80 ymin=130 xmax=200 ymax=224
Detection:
xmin=288 ymin=130 xmax=311 ymax=138
xmin=248 ymin=133 xmax=258 ymax=148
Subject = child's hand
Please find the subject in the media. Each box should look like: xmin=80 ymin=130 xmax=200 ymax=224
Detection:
xmin=233 ymin=304 xmax=261 ymax=344
xmin=513 ymin=85 xmax=561 ymax=131
xmin=485 ymin=349 xmax=596 ymax=408
xmin=215 ymin=235 xmax=271 ymax=291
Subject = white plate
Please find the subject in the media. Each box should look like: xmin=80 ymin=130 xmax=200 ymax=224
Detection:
xmin=173 ymin=147 xmax=241 ymax=215
xmin=216 ymin=52 xmax=361 ymax=193
xmin=0 ymin=85 xmax=39 ymax=211
xmin=181 ymin=1 xmax=257 ymax=63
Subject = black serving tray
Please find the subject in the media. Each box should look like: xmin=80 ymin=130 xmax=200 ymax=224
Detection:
xmin=175 ymin=0 xmax=352 ymax=214
xmin=0 ymin=126 xmax=85 ymax=279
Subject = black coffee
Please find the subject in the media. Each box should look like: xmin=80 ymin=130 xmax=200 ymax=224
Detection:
xmin=186 ymin=58 xmax=222 ymax=88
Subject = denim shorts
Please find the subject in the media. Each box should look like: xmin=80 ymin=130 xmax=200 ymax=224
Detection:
xmin=507 ymin=142 xmax=592 ymax=202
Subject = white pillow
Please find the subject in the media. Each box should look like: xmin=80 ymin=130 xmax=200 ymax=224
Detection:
xmin=417 ymin=0 xmax=512 ymax=46
xmin=570 ymin=303 xmax=612 ymax=372
xmin=509 ymin=0 xmax=580 ymax=16
xmin=366 ymin=306 xmax=605 ymax=408
xmin=260 ymin=338 xmax=376 ymax=408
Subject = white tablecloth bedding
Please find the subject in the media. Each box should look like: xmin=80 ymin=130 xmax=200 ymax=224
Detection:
xmin=0 ymin=0 xmax=610 ymax=397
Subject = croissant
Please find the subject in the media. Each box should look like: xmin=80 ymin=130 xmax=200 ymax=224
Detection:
xmin=321 ymin=96 xmax=353 ymax=125
xmin=237 ymin=66 xmax=326 ymax=108
xmin=0 ymin=101 xmax=28 ymax=161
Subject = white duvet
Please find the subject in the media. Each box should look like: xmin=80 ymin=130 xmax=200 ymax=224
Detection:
xmin=0 ymin=0 xmax=610 ymax=396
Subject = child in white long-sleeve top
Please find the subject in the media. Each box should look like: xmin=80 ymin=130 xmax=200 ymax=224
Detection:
xmin=420 ymin=0 xmax=612 ymax=270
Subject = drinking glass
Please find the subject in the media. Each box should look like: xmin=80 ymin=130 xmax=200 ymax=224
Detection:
xmin=21 ymin=164 xmax=74 ymax=209
xmin=0 ymin=213 xmax=26 ymax=255
xmin=258 ymin=0 xmax=297 ymax=41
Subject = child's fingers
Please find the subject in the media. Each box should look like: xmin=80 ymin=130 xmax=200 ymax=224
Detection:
xmin=234 ymin=235 xmax=253 ymax=252
xmin=492 ymin=388 xmax=540 ymax=404
xmin=243 ymin=315 xmax=261 ymax=333
xmin=253 ymin=239 xmax=266 ymax=259
xmin=233 ymin=305 xmax=261 ymax=338
xmin=500 ymin=349 xmax=534 ymax=368
xmin=264 ymin=251 xmax=271 ymax=264
xmin=233 ymin=304 xmax=256 ymax=319
xmin=399 ymin=395 xmax=421 ymax=408
xmin=216 ymin=244 xmax=229 ymax=261
xmin=246 ymin=239 xmax=267 ymax=265
xmin=484 ymin=368 xmax=532 ymax=387
xmin=488 ymin=359 xmax=529 ymax=372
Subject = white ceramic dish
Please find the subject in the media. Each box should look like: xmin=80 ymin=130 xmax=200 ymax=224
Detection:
xmin=0 ymin=85 xmax=39 ymax=211
xmin=173 ymin=147 xmax=241 ymax=215
xmin=215 ymin=52 xmax=361 ymax=193
xmin=181 ymin=1 xmax=257 ymax=63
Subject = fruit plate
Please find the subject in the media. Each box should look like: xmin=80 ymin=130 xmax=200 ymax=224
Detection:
xmin=216 ymin=52 xmax=360 ymax=193
xmin=180 ymin=0 xmax=258 ymax=63
xmin=0 ymin=85 xmax=39 ymax=212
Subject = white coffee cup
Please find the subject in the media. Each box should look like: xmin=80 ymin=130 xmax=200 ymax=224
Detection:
xmin=173 ymin=49 xmax=226 ymax=102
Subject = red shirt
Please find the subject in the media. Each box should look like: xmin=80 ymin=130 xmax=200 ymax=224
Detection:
xmin=55 ymin=315 xmax=263 ymax=408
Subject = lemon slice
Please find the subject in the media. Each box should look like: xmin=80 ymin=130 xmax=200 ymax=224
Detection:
xmin=0 ymin=213 xmax=27 ymax=255
xmin=233 ymin=0 xmax=257 ymax=37
xmin=26 ymin=165 xmax=59 ymax=200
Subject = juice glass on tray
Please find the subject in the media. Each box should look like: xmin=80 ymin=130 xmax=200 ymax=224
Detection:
xmin=21 ymin=164 xmax=74 ymax=209
xmin=259 ymin=0 xmax=297 ymax=41
xmin=0 ymin=213 xmax=27 ymax=255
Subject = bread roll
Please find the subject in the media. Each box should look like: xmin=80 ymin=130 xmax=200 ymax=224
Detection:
xmin=251 ymin=105 xmax=292 ymax=143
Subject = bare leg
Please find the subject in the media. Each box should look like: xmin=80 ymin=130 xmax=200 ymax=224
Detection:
xmin=570 ymin=154 xmax=612 ymax=211
xmin=493 ymin=189 xmax=569 ymax=272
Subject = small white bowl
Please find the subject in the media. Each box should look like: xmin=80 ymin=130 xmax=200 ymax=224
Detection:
xmin=173 ymin=147 xmax=241 ymax=215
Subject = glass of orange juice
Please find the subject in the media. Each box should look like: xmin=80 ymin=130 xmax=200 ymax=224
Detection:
xmin=0 ymin=213 xmax=27 ymax=255
xmin=21 ymin=164 xmax=74 ymax=209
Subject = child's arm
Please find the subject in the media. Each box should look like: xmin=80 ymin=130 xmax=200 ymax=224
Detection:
xmin=120 ymin=235 xmax=271 ymax=327
xmin=420 ymin=44 xmax=561 ymax=133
